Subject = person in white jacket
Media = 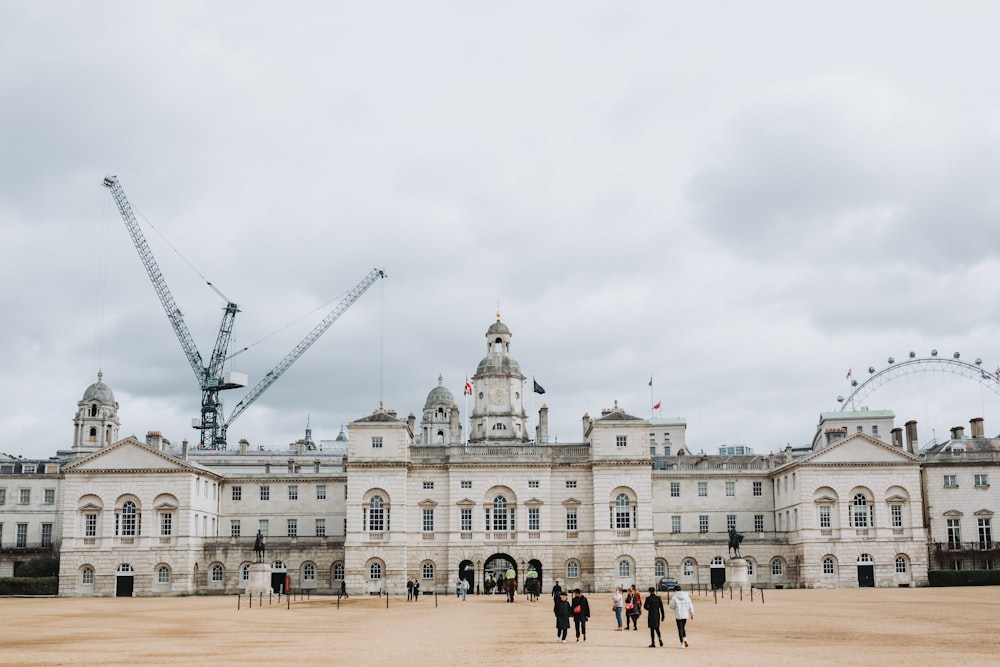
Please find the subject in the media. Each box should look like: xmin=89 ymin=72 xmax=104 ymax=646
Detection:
xmin=667 ymin=584 xmax=694 ymax=648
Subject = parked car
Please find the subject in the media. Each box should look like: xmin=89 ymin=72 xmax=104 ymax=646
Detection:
xmin=659 ymin=577 xmax=678 ymax=591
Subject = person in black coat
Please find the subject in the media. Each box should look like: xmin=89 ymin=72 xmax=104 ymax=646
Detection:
xmin=643 ymin=587 xmax=665 ymax=647
xmin=553 ymin=591 xmax=572 ymax=643
xmin=570 ymin=589 xmax=591 ymax=642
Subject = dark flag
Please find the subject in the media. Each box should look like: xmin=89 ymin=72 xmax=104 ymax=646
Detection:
xmin=533 ymin=379 xmax=546 ymax=394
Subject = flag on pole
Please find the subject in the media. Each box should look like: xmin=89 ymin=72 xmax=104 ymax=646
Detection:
xmin=653 ymin=401 xmax=661 ymax=410
xmin=533 ymin=379 xmax=546 ymax=395
xmin=648 ymin=376 xmax=653 ymax=387
xmin=846 ymin=368 xmax=852 ymax=379
xmin=464 ymin=380 xmax=473 ymax=395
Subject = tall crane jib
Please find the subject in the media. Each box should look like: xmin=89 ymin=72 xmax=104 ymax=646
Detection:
xmin=102 ymin=174 xmax=386 ymax=449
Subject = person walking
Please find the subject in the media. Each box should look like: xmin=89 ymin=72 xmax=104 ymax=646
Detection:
xmin=625 ymin=585 xmax=642 ymax=631
xmin=406 ymin=579 xmax=413 ymax=601
xmin=553 ymin=590 xmax=572 ymax=643
xmin=459 ymin=578 xmax=469 ymax=601
xmin=340 ymin=579 xmax=348 ymax=598
xmin=412 ymin=579 xmax=420 ymax=601
xmin=668 ymin=584 xmax=694 ymax=648
xmin=551 ymin=580 xmax=562 ymax=600
xmin=643 ymin=586 xmax=665 ymax=647
xmin=612 ymin=586 xmax=624 ymax=630
xmin=571 ymin=589 xmax=591 ymax=642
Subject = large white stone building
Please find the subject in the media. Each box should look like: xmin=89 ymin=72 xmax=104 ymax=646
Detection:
xmin=2 ymin=317 xmax=998 ymax=596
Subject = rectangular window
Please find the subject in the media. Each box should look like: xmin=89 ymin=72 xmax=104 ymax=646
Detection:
xmin=616 ymin=435 xmax=627 ymax=448
xmin=287 ymin=519 xmax=297 ymax=537
xmin=820 ymin=506 xmax=831 ymax=528
xmin=698 ymin=482 xmax=708 ymax=497
xmin=41 ymin=523 xmax=52 ymax=547
xmin=260 ymin=486 xmax=270 ymax=501
xmin=17 ymin=523 xmax=28 ymax=547
xmin=230 ymin=520 xmax=241 ymax=538
xmin=316 ymin=485 xmax=327 ymax=500
xmin=422 ymin=481 xmax=434 ymax=491
xmin=753 ymin=481 xmax=762 ymax=496
xmin=975 ymin=474 xmax=989 ymax=487
xmin=944 ymin=475 xmax=958 ymax=488
xmin=727 ymin=514 xmax=737 ymax=531
xmin=699 ymin=515 xmax=709 ymax=533
xmin=232 ymin=486 xmax=242 ymax=502
xmin=663 ymin=446 xmax=671 ymax=456
xmin=315 ymin=518 xmax=326 ymax=537
xmin=671 ymin=515 xmax=681 ymax=533
xmin=288 ymin=485 xmax=298 ymax=501
xmin=755 ymin=514 xmax=764 ymax=532
xmin=872 ymin=425 xmax=879 ymax=435
xmin=857 ymin=425 xmax=863 ymax=433
xmin=566 ymin=508 xmax=578 ymax=531
xmin=460 ymin=508 xmax=472 ymax=532
xmin=528 ymin=507 xmax=540 ymax=530
xmin=85 ymin=513 xmax=97 ymax=537
xmin=528 ymin=480 xmax=539 ymax=489
xmin=891 ymin=505 xmax=903 ymax=528
xmin=44 ymin=489 xmax=55 ymax=505
xmin=726 ymin=481 xmax=735 ymax=497
xmin=160 ymin=513 xmax=173 ymax=536
xmin=422 ymin=509 xmax=434 ymax=532
xmin=19 ymin=489 xmax=30 ymax=505
xmin=460 ymin=480 xmax=472 ymax=489
xmin=371 ymin=436 xmax=383 ymax=449
xmin=566 ymin=480 xmax=577 ymax=489
xmin=670 ymin=482 xmax=680 ymax=497
xmin=649 ymin=446 xmax=656 ymax=456
xmin=259 ymin=519 xmax=269 ymax=536
xmin=947 ymin=518 xmax=961 ymax=548
xmin=0 ymin=489 xmax=5 ymax=505
xmin=979 ymin=518 xmax=992 ymax=548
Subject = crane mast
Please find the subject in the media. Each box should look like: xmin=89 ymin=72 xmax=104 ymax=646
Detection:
xmin=102 ymin=174 xmax=384 ymax=449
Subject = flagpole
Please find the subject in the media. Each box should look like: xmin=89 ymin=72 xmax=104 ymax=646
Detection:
xmin=649 ymin=375 xmax=654 ymax=418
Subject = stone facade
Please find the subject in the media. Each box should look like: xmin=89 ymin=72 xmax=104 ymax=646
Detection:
xmin=4 ymin=319 xmax=999 ymax=595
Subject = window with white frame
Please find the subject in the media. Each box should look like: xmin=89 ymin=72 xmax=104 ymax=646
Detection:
xmin=259 ymin=519 xmax=269 ymax=536
xmin=44 ymin=489 xmax=55 ymax=505
xmin=753 ymin=481 xmax=763 ymax=496
xmin=334 ymin=563 xmax=345 ymax=580
xmin=211 ymin=564 xmax=224 ymax=582
xmin=566 ymin=480 xmax=577 ymax=489
xmin=461 ymin=480 xmax=472 ymax=489
xmin=422 ymin=562 xmax=434 ymax=579
xmin=422 ymin=508 xmax=434 ymax=532
xmin=288 ymin=485 xmax=298 ymax=501
xmin=566 ymin=508 xmax=578 ymax=531
xmin=771 ymin=559 xmax=784 ymax=576
xmin=891 ymin=504 xmax=903 ymax=528
xmin=158 ymin=566 xmax=170 ymax=584
xmin=242 ymin=564 xmax=250 ymax=582
xmin=755 ymin=514 xmax=764 ymax=532
xmin=369 ymin=562 xmax=382 ymax=579
xmin=975 ymin=474 xmax=989 ymax=487
xmin=979 ymin=518 xmax=992 ymax=547
xmin=160 ymin=512 xmax=172 ymax=536
xmin=460 ymin=508 xmax=472 ymax=531
xmin=614 ymin=494 xmax=632 ymax=529
xmin=368 ymin=496 xmax=386 ymax=531
xmin=528 ymin=507 xmax=540 ymax=531
xmin=40 ymin=523 xmax=52 ymax=546
xmin=260 ymin=486 xmax=270 ymax=501
xmin=699 ymin=515 xmax=709 ymax=533
xmin=618 ymin=560 xmax=631 ymax=577
xmin=616 ymin=435 xmax=627 ymax=448
xmin=852 ymin=494 xmax=871 ymax=528
xmin=315 ymin=518 xmax=326 ymax=537
xmin=670 ymin=482 xmax=680 ymax=497
xmin=81 ymin=567 xmax=94 ymax=585
xmin=19 ymin=489 xmax=30 ymax=505
xmin=232 ymin=486 xmax=242 ymax=501
xmin=698 ymin=482 xmax=707 ymax=497
xmin=727 ymin=515 xmax=736 ymax=531
xmin=371 ymin=436 xmax=383 ymax=449
xmin=423 ymin=481 xmax=434 ymax=490
xmin=944 ymin=474 xmax=957 ymax=488
xmin=85 ymin=513 xmax=98 ymax=537
xmin=231 ymin=520 xmax=240 ymax=537
xmin=671 ymin=515 xmax=681 ymax=533
xmin=304 ymin=563 xmax=316 ymax=581
xmin=682 ymin=560 xmax=694 ymax=576
xmin=747 ymin=560 xmax=754 ymax=575
xmin=0 ymin=489 xmax=5 ymax=505
xmin=117 ymin=500 xmax=137 ymax=536
xmin=316 ymin=485 xmax=326 ymax=500
xmin=287 ymin=519 xmax=297 ymax=537
xmin=895 ymin=556 xmax=908 ymax=573
xmin=567 ymin=560 xmax=579 ymax=578
xmin=655 ymin=560 xmax=665 ymax=577
xmin=492 ymin=496 xmax=509 ymax=531
xmin=823 ymin=557 xmax=835 ymax=575
xmin=726 ymin=481 xmax=735 ymax=497
xmin=819 ymin=505 xmax=831 ymax=529
xmin=528 ymin=480 xmax=539 ymax=489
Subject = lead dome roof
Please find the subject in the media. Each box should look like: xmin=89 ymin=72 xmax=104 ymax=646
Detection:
xmin=424 ymin=375 xmax=455 ymax=409
xmin=82 ymin=372 xmax=116 ymax=405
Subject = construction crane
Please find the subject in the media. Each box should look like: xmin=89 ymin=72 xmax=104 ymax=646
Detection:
xmin=102 ymin=174 xmax=385 ymax=449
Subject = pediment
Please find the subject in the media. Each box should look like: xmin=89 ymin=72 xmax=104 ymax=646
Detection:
xmin=418 ymin=499 xmax=438 ymax=508
xmin=943 ymin=510 xmax=964 ymax=517
xmin=562 ymin=497 xmax=582 ymax=507
xmin=63 ymin=437 xmax=199 ymax=473
xmin=524 ymin=497 xmax=544 ymax=507
xmin=799 ymin=434 xmax=920 ymax=466
xmin=813 ymin=494 xmax=837 ymax=504
xmin=974 ymin=509 xmax=994 ymax=517
xmin=456 ymin=498 xmax=477 ymax=508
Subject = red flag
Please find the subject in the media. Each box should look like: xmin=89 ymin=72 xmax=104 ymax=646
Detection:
xmin=846 ymin=368 xmax=852 ymax=379
xmin=653 ymin=401 xmax=661 ymax=410
xmin=464 ymin=381 xmax=473 ymax=395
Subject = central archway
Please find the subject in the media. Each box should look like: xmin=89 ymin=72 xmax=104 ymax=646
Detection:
xmin=484 ymin=552 xmax=517 ymax=595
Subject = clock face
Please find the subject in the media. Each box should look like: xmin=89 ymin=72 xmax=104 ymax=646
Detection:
xmin=489 ymin=386 xmax=508 ymax=405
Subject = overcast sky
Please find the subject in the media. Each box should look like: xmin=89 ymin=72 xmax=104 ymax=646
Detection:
xmin=5 ymin=2 xmax=1000 ymax=461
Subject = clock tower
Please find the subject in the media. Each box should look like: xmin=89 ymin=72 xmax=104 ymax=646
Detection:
xmin=469 ymin=314 xmax=530 ymax=443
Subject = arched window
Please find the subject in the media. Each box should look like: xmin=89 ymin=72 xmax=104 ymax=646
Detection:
xmin=618 ymin=560 xmax=631 ymax=577
xmin=422 ymin=562 xmax=434 ymax=579
xmin=566 ymin=561 xmax=579 ymax=579
xmin=746 ymin=560 xmax=754 ymax=576
xmin=682 ymin=559 xmax=695 ymax=576
xmin=89 ymin=404 xmax=98 ymax=417
xmin=895 ymin=556 xmax=908 ymax=573
xmin=711 ymin=556 xmax=724 ymax=566
xmin=369 ymin=562 xmax=382 ymax=580
xmin=242 ymin=564 xmax=250 ymax=582
xmin=655 ymin=560 xmax=666 ymax=577
xmin=493 ymin=496 xmax=509 ymax=531
xmin=614 ymin=494 xmax=632 ymax=529
xmin=117 ymin=500 xmax=137 ymax=536
xmin=157 ymin=566 xmax=170 ymax=584
xmin=771 ymin=559 xmax=784 ymax=576
xmin=88 ymin=427 xmax=97 ymax=441
xmin=823 ymin=558 xmax=835 ymax=575
xmin=211 ymin=564 xmax=224 ymax=582
xmin=81 ymin=567 xmax=94 ymax=585
xmin=303 ymin=563 xmax=316 ymax=581
xmin=368 ymin=495 xmax=385 ymax=531
xmin=852 ymin=494 xmax=871 ymax=528
xmin=333 ymin=562 xmax=345 ymax=580
xmin=858 ymin=553 xmax=874 ymax=564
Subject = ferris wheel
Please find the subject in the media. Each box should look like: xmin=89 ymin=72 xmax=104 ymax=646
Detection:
xmin=837 ymin=350 xmax=1000 ymax=448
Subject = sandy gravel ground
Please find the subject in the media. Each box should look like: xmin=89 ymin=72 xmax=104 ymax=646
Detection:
xmin=3 ymin=587 xmax=998 ymax=666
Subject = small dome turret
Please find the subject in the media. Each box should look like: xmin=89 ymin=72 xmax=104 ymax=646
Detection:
xmin=82 ymin=371 xmax=116 ymax=406
xmin=424 ymin=374 xmax=455 ymax=409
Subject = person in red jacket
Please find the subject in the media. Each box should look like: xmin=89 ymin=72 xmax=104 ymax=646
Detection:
xmin=571 ymin=589 xmax=591 ymax=642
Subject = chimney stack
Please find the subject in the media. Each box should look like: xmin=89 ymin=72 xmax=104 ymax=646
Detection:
xmin=536 ymin=404 xmax=549 ymax=444
xmin=146 ymin=431 xmax=163 ymax=450
xmin=181 ymin=439 xmax=189 ymax=460
xmin=239 ymin=439 xmax=249 ymax=455
xmin=970 ymin=417 xmax=985 ymax=438
xmin=891 ymin=427 xmax=903 ymax=448
xmin=904 ymin=420 xmax=918 ymax=454
xmin=950 ymin=425 xmax=965 ymax=440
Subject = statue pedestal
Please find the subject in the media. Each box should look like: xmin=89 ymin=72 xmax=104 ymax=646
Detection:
xmin=725 ymin=558 xmax=750 ymax=592
xmin=246 ymin=563 xmax=271 ymax=596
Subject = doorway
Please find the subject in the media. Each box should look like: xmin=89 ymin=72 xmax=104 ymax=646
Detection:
xmin=115 ymin=563 xmax=134 ymax=597
xmin=857 ymin=554 xmax=875 ymax=587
